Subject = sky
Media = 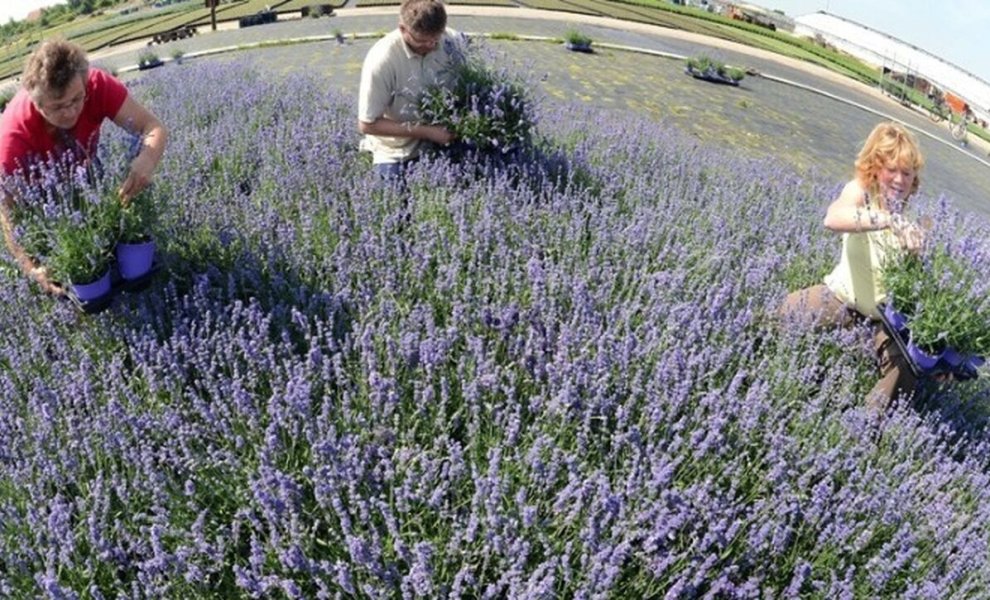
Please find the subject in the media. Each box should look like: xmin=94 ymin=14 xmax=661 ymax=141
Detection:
xmin=755 ymin=0 xmax=990 ymax=83
xmin=1 ymin=0 xmax=989 ymax=83
xmin=0 ymin=0 xmax=66 ymax=25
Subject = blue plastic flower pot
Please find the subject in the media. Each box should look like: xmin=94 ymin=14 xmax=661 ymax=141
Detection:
xmin=883 ymin=303 xmax=908 ymax=333
xmin=940 ymin=346 xmax=965 ymax=369
xmin=116 ymin=240 xmax=156 ymax=280
xmin=71 ymin=269 xmax=112 ymax=302
xmin=906 ymin=340 xmax=942 ymax=373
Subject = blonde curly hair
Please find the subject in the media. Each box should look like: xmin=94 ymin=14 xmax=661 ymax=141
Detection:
xmin=854 ymin=121 xmax=924 ymax=199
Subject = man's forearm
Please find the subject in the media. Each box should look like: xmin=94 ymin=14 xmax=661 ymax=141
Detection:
xmin=361 ymin=117 xmax=422 ymax=138
xmin=140 ymin=121 xmax=167 ymax=167
xmin=1 ymin=197 xmax=39 ymax=277
xmin=359 ymin=118 xmax=453 ymax=146
xmin=1 ymin=192 xmax=62 ymax=294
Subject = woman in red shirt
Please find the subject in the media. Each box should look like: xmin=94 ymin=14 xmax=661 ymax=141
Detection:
xmin=0 ymin=38 xmax=167 ymax=295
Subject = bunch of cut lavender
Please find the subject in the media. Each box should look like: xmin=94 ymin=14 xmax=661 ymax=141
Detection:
xmin=418 ymin=48 xmax=534 ymax=154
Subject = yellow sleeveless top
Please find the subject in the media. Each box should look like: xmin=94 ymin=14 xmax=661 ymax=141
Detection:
xmin=823 ymin=200 xmax=900 ymax=320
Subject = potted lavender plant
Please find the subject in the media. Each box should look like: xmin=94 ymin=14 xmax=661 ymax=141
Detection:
xmin=138 ymin=50 xmax=164 ymax=71
xmin=110 ymin=191 xmax=157 ymax=280
xmin=882 ymin=243 xmax=990 ymax=378
xmin=46 ymin=205 xmax=116 ymax=301
xmin=9 ymin=164 xmax=116 ymax=301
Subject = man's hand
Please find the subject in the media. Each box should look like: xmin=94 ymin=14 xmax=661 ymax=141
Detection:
xmin=119 ymin=152 xmax=156 ymax=202
xmin=31 ymin=265 xmax=65 ymax=296
xmin=423 ymin=125 xmax=456 ymax=146
xmin=360 ymin=118 xmax=456 ymax=145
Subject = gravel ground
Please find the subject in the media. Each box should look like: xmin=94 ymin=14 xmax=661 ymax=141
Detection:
xmin=95 ymin=8 xmax=990 ymax=215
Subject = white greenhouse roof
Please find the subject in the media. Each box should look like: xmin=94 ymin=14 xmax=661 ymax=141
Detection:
xmin=793 ymin=11 xmax=990 ymax=123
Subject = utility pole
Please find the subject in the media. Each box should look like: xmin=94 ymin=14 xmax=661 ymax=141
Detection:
xmin=207 ymin=0 xmax=217 ymax=31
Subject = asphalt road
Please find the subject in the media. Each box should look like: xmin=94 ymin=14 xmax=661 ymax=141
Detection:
xmin=99 ymin=9 xmax=990 ymax=216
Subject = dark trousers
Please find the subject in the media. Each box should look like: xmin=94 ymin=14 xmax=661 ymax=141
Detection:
xmin=373 ymin=160 xmax=412 ymax=181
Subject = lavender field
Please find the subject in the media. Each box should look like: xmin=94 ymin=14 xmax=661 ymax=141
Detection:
xmin=2 ymin=59 xmax=990 ymax=599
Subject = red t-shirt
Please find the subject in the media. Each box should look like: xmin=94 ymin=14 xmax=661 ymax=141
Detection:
xmin=0 ymin=68 xmax=128 ymax=176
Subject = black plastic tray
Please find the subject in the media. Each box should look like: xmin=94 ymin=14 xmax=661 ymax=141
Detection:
xmin=876 ymin=303 xmax=921 ymax=379
xmin=685 ymin=66 xmax=741 ymax=86
xmin=877 ymin=303 xmax=981 ymax=381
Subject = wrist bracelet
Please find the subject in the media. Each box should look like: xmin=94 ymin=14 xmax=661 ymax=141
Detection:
xmin=890 ymin=213 xmax=907 ymax=231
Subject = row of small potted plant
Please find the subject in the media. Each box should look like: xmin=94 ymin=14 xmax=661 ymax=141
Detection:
xmin=881 ymin=242 xmax=990 ymax=378
xmin=138 ymin=48 xmax=186 ymax=70
xmin=685 ymin=55 xmax=746 ymax=85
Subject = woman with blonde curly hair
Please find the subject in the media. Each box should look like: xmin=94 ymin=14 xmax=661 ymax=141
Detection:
xmin=779 ymin=121 xmax=927 ymax=413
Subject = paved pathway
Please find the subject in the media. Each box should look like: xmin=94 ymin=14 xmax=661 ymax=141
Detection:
xmin=95 ymin=8 xmax=990 ymax=215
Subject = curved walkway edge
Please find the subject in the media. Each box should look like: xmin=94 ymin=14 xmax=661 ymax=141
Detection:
xmin=117 ymin=25 xmax=990 ymax=169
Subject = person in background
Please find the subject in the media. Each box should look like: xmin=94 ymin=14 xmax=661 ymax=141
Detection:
xmin=0 ymin=38 xmax=167 ymax=295
xmin=779 ymin=122 xmax=926 ymax=414
xmin=357 ymin=0 xmax=461 ymax=180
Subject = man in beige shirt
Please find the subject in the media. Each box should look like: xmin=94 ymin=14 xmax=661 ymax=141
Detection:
xmin=357 ymin=0 xmax=462 ymax=179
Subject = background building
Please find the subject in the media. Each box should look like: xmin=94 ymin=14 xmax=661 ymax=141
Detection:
xmin=720 ymin=2 xmax=795 ymax=33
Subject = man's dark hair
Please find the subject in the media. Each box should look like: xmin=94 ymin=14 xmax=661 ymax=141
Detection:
xmin=23 ymin=38 xmax=89 ymax=102
xmin=400 ymin=0 xmax=447 ymax=35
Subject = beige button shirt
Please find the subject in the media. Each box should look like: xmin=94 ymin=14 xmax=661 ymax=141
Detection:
xmin=358 ymin=28 xmax=462 ymax=164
